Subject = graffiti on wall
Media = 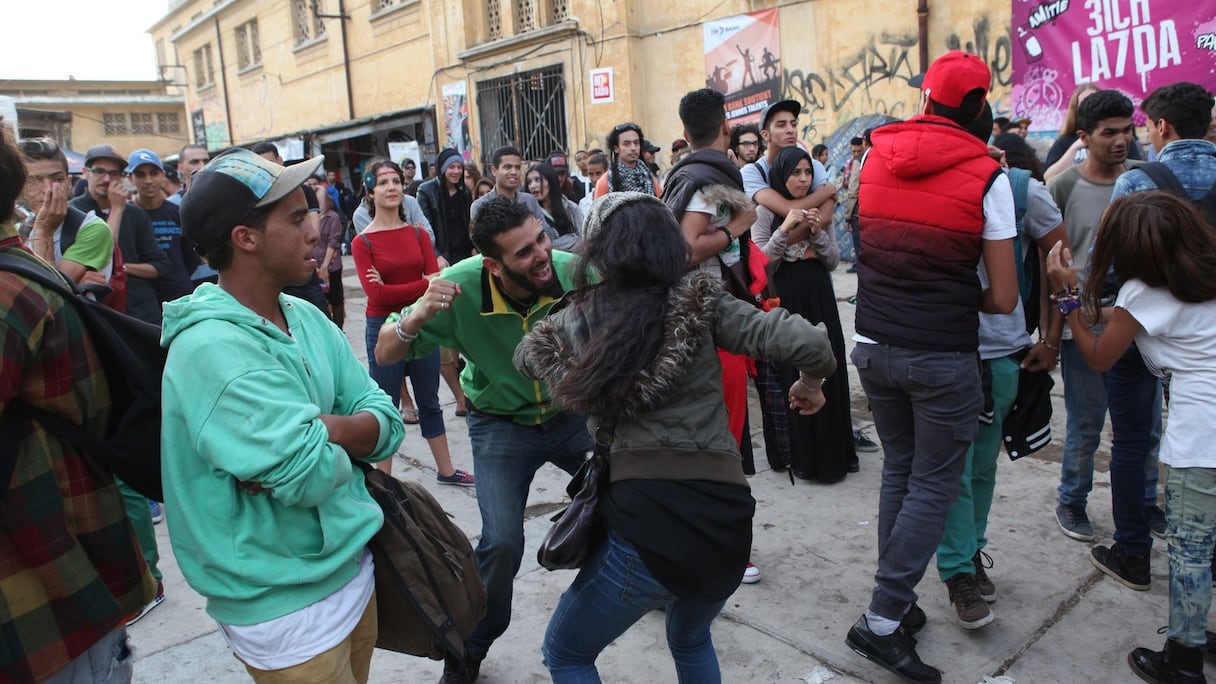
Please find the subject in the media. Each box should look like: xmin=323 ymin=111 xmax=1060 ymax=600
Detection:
xmin=197 ymin=90 xmax=230 ymax=150
xmin=780 ymin=18 xmax=1014 ymax=143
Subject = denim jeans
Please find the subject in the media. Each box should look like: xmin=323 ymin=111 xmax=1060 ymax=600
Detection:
xmin=1164 ymin=465 xmax=1216 ymax=649
xmin=543 ymin=532 xmax=727 ymax=684
xmin=937 ymin=355 xmax=1018 ymax=581
xmin=1105 ymin=345 xmax=1163 ymax=556
xmin=364 ymin=315 xmax=445 ymax=439
xmin=1058 ymin=340 xmax=1159 ymax=510
xmin=464 ymin=409 xmax=592 ymax=657
xmin=43 ymin=628 xmax=133 ymax=684
xmin=851 ymin=344 xmax=981 ymax=620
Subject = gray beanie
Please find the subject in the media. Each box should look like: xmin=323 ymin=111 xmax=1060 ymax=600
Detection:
xmin=582 ymin=191 xmax=667 ymax=241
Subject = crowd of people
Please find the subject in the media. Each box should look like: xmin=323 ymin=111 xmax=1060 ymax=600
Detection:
xmin=3 ymin=45 xmax=1216 ymax=684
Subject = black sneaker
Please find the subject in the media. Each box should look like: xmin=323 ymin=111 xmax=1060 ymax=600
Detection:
xmin=1056 ymin=504 xmax=1095 ymax=542
xmin=972 ymin=550 xmax=996 ymax=602
xmin=1147 ymin=504 xmax=1167 ymax=540
xmin=1091 ymin=544 xmax=1151 ymax=591
xmin=1129 ymin=639 xmax=1205 ymax=684
xmin=901 ymin=603 xmax=927 ymax=635
xmin=438 ymin=653 xmax=483 ymax=684
xmin=846 ymin=615 xmax=942 ymax=684
xmin=853 ymin=429 xmax=880 ymax=454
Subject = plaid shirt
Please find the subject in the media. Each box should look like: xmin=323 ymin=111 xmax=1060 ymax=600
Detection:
xmin=0 ymin=223 xmax=155 ymax=682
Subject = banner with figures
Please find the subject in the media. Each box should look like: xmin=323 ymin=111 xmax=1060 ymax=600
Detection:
xmin=703 ymin=8 xmax=783 ymax=126
xmin=1010 ymin=0 xmax=1216 ymax=135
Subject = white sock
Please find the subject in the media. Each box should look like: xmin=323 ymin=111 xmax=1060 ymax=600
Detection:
xmin=865 ymin=611 xmax=900 ymax=636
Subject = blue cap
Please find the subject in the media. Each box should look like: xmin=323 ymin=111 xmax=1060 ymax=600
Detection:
xmin=125 ymin=148 xmax=164 ymax=173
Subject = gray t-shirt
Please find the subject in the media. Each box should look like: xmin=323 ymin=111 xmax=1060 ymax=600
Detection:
xmin=977 ymin=176 xmax=1061 ymax=360
xmin=1047 ymin=166 xmax=1120 ymax=341
xmin=469 ymin=187 xmax=547 ymax=227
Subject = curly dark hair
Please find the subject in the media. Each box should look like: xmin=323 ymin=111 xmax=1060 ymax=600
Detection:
xmin=1141 ymin=82 xmax=1215 ymax=141
xmin=606 ymin=123 xmax=644 ymax=193
xmin=470 ymin=195 xmax=535 ymax=260
xmin=1075 ymin=90 xmax=1134 ymax=135
xmin=730 ymin=123 xmax=764 ymax=159
xmin=0 ymin=125 xmax=27 ymax=224
xmin=993 ymin=133 xmax=1045 ymax=181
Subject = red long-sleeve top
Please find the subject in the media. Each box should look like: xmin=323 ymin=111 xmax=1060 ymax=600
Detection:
xmin=352 ymin=225 xmax=439 ymax=317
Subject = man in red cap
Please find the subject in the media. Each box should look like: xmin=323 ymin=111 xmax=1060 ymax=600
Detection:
xmin=843 ymin=50 xmax=1019 ymax=684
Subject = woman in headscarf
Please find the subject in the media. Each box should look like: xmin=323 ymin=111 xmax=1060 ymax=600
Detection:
xmin=750 ymin=146 xmax=856 ymax=482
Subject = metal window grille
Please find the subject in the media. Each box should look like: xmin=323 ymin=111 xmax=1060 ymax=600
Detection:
xmin=476 ymin=65 xmax=567 ymax=168
xmin=103 ymin=113 xmax=128 ymax=136
xmin=236 ymin=20 xmax=261 ymax=69
xmin=204 ymin=45 xmax=215 ymax=84
xmin=550 ymin=0 xmax=568 ymax=21
xmin=486 ymin=0 xmax=502 ymax=40
xmin=376 ymin=0 xmax=401 ymax=10
xmin=130 ymin=113 xmax=154 ymax=135
xmin=313 ymin=1 xmax=327 ymax=37
xmin=157 ymin=112 xmax=180 ymax=134
xmin=514 ymin=0 xmax=536 ymax=33
xmin=193 ymin=49 xmax=207 ymax=87
xmin=292 ymin=0 xmax=313 ymax=44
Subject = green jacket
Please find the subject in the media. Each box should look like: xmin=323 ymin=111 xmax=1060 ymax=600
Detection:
xmin=160 ymin=284 xmax=403 ymax=626
xmin=391 ymin=251 xmax=579 ymax=425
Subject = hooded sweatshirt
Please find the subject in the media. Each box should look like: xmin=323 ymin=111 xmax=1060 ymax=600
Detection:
xmin=160 ymin=284 xmax=404 ymax=625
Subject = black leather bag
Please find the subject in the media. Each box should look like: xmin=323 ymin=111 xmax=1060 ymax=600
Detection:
xmin=537 ymin=419 xmax=615 ymax=571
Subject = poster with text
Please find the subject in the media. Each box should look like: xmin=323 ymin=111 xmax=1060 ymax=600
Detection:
xmin=442 ymin=81 xmax=474 ymax=162
xmin=704 ymin=8 xmax=782 ymax=125
xmin=1011 ymin=0 xmax=1216 ymax=135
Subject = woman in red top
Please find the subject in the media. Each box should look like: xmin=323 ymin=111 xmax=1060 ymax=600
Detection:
xmin=352 ymin=159 xmax=474 ymax=485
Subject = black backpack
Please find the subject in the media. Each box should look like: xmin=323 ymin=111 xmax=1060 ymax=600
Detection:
xmin=0 ymin=251 xmax=165 ymax=502
xmin=360 ymin=465 xmax=487 ymax=660
xmin=1137 ymin=161 xmax=1216 ymax=228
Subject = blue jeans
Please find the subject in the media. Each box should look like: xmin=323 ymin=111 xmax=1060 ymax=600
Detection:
xmin=851 ymin=344 xmax=981 ymax=620
xmin=43 ymin=628 xmax=133 ymax=684
xmin=543 ymin=532 xmax=727 ymax=683
xmin=1058 ymin=340 xmax=1159 ymax=509
xmin=1164 ymin=465 xmax=1216 ymax=649
xmin=1105 ymin=344 xmax=1163 ymax=556
xmin=364 ymin=315 xmax=444 ymax=439
xmin=465 ymin=409 xmax=592 ymax=656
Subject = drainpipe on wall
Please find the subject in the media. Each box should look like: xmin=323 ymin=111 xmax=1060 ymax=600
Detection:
xmin=214 ymin=17 xmax=235 ymax=146
xmin=917 ymin=0 xmax=930 ymax=74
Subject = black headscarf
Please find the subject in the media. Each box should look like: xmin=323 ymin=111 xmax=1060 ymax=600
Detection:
xmin=769 ymin=147 xmax=815 ymax=201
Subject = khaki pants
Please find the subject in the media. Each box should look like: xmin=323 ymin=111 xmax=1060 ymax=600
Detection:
xmin=241 ymin=591 xmax=378 ymax=684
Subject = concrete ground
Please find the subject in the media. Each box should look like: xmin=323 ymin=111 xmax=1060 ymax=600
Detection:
xmin=130 ymin=257 xmax=1176 ymax=683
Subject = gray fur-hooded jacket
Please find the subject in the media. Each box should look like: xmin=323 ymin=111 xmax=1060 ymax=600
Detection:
xmin=514 ymin=271 xmax=836 ymax=486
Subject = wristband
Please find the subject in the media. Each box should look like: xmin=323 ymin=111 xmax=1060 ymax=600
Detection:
xmin=395 ymin=318 xmax=419 ymax=342
xmin=1057 ymin=298 xmax=1082 ymax=316
xmin=715 ymin=224 xmax=733 ymax=243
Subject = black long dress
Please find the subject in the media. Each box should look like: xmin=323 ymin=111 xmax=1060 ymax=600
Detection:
xmin=771 ymin=257 xmax=856 ymax=482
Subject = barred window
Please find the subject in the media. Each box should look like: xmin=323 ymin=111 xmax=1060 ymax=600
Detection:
xmin=486 ymin=0 xmax=502 ymax=40
xmin=514 ymin=0 xmax=536 ymax=33
xmin=236 ymin=19 xmax=262 ymax=70
xmin=193 ymin=44 xmax=215 ymax=87
xmin=157 ymin=112 xmax=180 ymax=134
xmin=550 ymin=0 xmax=568 ymax=22
xmin=293 ymin=0 xmax=326 ymax=45
xmin=130 ymin=113 xmax=154 ymax=135
xmin=103 ymin=113 xmax=128 ymax=136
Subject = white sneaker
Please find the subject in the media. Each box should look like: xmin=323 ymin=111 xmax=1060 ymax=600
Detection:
xmin=741 ymin=562 xmax=761 ymax=584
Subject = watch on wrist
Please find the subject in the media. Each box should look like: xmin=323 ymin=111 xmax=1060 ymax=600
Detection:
xmin=715 ymin=224 xmax=733 ymax=242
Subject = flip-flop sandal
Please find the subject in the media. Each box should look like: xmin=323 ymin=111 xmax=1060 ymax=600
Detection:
xmin=401 ymin=408 xmax=420 ymax=424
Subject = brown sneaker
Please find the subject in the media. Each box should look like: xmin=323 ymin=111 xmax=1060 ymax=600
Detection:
xmin=945 ymin=574 xmax=994 ymax=629
xmin=972 ymin=550 xmax=995 ymax=602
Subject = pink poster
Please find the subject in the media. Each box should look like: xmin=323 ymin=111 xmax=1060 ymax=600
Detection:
xmin=1010 ymin=0 xmax=1216 ymax=134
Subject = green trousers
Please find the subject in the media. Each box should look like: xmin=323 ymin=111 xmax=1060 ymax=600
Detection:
xmin=118 ymin=480 xmax=162 ymax=582
xmin=937 ymin=355 xmax=1019 ymax=581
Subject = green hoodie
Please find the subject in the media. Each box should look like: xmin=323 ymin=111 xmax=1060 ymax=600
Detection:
xmin=160 ymin=284 xmax=404 ymax=626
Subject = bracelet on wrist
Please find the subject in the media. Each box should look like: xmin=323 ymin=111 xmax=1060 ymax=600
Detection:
xmin=798 ymin=373 xmax=826 ymax=391
xmin=395 ymin=318 xmax=418 ymax=342
xmin=1038 ymin=338 xmax=1059 ymax=351
xmin=1056 ymin=298 xmax=1082 ymax=316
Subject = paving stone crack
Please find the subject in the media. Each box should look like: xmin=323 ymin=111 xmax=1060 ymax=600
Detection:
xmin=991 ymin=569 xmax=1103 ymax=677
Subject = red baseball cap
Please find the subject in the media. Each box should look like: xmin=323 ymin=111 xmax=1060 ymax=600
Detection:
xmin=920 ymin=50 xmax=991 ymax=108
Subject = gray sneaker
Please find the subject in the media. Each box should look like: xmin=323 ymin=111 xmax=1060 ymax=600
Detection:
xmin=1056 ymin=504 xmax=1095 ymax=541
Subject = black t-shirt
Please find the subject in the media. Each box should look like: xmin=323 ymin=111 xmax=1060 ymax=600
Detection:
xmin=441 ymin=191 xmax=474 ymax=262
xmin=142 ymin=201 xmax=197 ymax=301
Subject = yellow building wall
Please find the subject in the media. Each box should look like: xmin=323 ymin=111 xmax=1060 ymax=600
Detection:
xmin=605 ymin=0 xmax=1014 ymax=160
xmin=69 ymin=103 xmax=190 ymax=159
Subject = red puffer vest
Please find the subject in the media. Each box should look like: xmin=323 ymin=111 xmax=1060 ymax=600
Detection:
xmin=855 ymin=116 xmax=1002 ymax=351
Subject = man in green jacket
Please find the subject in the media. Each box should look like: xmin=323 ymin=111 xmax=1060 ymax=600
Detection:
xmin=376 ymin=196 xmax=593 ymax=684
xmin=162 ymin=148 xmax=404 ymax=682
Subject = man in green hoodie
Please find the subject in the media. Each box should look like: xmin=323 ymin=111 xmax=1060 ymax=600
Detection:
xmin=162 ymin=148 xmax=405 ymax=683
